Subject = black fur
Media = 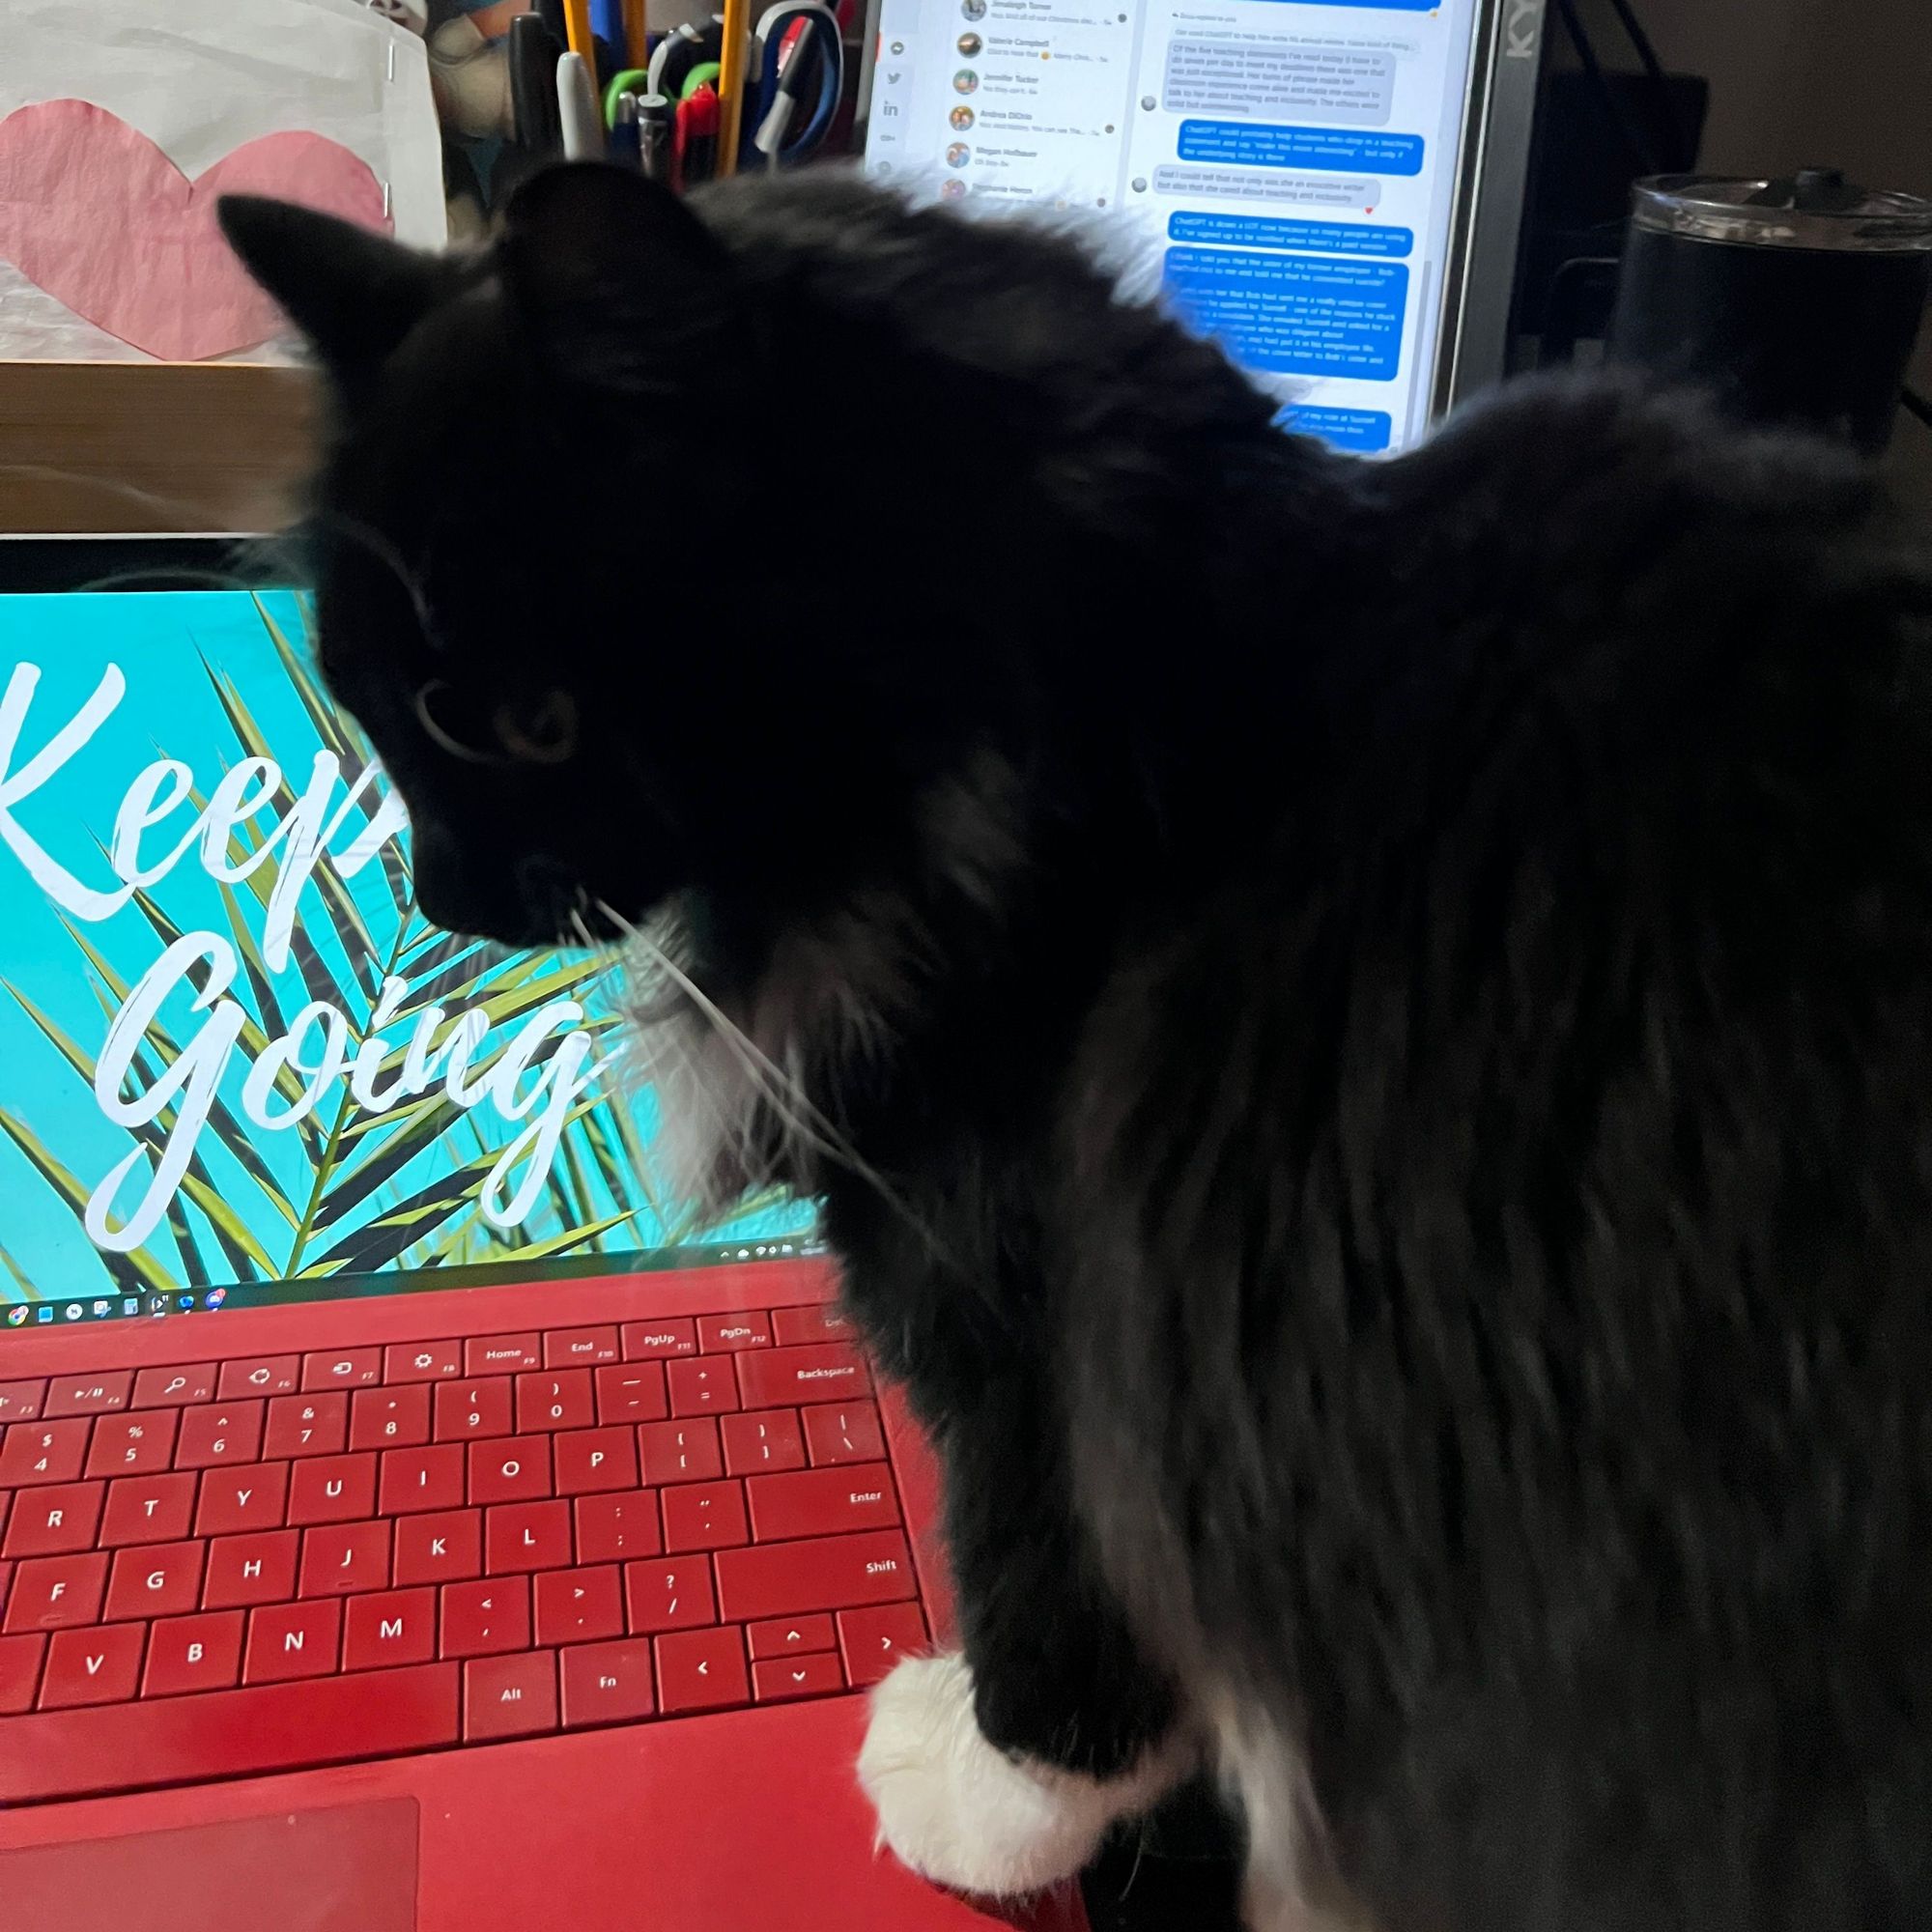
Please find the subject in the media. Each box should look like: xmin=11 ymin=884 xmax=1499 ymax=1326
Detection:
xmin=223 ymin=167 xmax=1932 ymax=1930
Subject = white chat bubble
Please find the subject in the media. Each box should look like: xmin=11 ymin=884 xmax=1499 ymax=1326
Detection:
xmin=1151 ymin=165 xmax=1384 ymax=208
xmin=1164 ymin=41 xmax=1394 ymax=124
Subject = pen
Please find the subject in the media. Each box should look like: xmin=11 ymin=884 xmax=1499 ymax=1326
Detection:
xmin=610 ymin=91 xmax=642 ymax=171
xmin=557 ymin=49 xmax=606 ymax=158
xmin=638 ymin=92 xmax=675 ymax=183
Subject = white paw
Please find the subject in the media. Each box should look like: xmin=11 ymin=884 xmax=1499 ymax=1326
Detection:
xmin=857 ymin=1651 xmax=1179 ymax=1897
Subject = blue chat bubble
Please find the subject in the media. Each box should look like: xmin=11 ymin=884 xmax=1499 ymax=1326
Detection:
xmin=1176 ymin=120 xmax=1424 ymax=176
xmin=1164 ymin=247 xmax=1408 ymax=380
xmin=1274 ymin=405 xmax=1394 ymax=452
xmin=1167 ymin=211 xmax=1413 ymax=257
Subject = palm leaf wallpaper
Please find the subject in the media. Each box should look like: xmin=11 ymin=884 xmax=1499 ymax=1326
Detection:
xmin=0 ymin=591 xmax=812 ymax=1305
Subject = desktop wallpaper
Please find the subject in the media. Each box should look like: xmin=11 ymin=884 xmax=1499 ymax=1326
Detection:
xmin=0 ymin=591 xmax=812 ymax=1309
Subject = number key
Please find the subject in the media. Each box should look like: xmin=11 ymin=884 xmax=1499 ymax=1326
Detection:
xmin=84 ymin=1410 xmax=178 ymax=1478
xmin=264 ymin=1393 xmax=347 ymax=1460
xmin=175 ymin=1400 xmax=265 ymax=1468
xmin=514 ymin=1371 xmax=592 ymax=1434
xmin=349 ymin=1384 xmax=430 ymax=1452
xmin=433 ymin=1378 xmax=512 ymax=1442
xmin=0 ymin=1419 xmax=87 ymax=1487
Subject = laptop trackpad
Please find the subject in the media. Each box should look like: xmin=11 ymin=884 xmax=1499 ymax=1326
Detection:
xmin=0 ymin=1799 xmax=419 ymax=1932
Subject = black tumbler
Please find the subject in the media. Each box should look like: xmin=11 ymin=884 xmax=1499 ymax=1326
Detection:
xmin=1606 ymin=169 xmax=1932 ymax=454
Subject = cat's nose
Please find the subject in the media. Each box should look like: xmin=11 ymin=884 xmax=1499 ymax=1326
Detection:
xmin=515 ymin=853 xmax=584 ymax=944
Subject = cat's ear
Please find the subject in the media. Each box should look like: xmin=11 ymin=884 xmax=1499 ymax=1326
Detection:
xmin=219 ymin=197 xmax=454 ymax=380
xmin=498 ymin=163 xmax=738 ymax=389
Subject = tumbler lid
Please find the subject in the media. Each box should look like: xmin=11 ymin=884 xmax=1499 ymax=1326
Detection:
xmin=1631 ymin=170 xmax=1932 ymax=253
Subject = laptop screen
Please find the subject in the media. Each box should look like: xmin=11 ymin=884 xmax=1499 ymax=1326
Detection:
xmin=863 ymin=0 xmax=1492 ymax=455
xmin=0 ymin=588 xmax=817 ymax=1336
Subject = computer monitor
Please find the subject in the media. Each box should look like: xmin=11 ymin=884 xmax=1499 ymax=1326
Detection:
xmin=860 ymin=0 xmax=1545 ymax=453
xmin=0 ymin=577 xmax=815 ymax=1334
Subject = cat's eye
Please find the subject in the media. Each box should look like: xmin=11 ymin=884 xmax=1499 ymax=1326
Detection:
xmin=413 ymin=679 xmax=579 ymax=769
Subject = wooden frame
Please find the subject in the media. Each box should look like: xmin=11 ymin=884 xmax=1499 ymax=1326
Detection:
xmin=0 ymin=361 xmax=318 ymax=536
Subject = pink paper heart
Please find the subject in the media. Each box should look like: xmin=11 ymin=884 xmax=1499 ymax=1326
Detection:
xmin=0 ymin=99 xmax=391 ymax=361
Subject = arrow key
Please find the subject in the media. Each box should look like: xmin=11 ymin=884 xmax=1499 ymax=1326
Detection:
xmin=838 ymin=1604 xmax=929 ymax=1689
xmin=753 ymin=1652 xmax=843 ymax=1704
xmin=747 ymin=1613 xmax=834 ymax=1662
xmin=656 ymin=1626 xmax=748 ymax=1715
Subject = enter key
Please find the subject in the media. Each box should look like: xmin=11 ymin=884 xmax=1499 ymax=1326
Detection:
xmin=746 ymin=1463 xmax=900 ymax=1543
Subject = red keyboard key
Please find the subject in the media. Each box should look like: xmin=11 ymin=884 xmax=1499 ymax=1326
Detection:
xmin=4 ymin=1554 xmax=107 ymax=1632
xmin=722 ymin=1409 xmax=807 ymax=1476
xmin=0 ymin=1633 xmax=44 ymax=1712
xmin=748 ymin=1613 xmax=835 ymax=1661
xmin=300 ymin=1349 xmax=382 ymax=1392
xmin=662 ymin=1481 xmax=748 ymax=1554
xmin=102 ymin=1472 xmax=196 ymax=1548
xmin=554 ymin=1427 xmax=637 ymax=1496
xmin=623 ymin=1558 xmax=714 ymax=1634
xmin=667 ymin=1357 xmax=738 ymax=1418
xmin=544 ymin=1326 xmax=619 ymax=1368
xmin=747 ymin=1463 xmax=899 ymax=1543
xmin=639 ymin=1419 xmax=722 ymax=1485
xmin=700 ymin=1312 xmax=772 ymax=1352
xmin=515 ymin=1371 xmax=592 ymax=1434
xmin=175 ymin=1401 xmax=264 ymax=1469
xmin=343 ymin=1588 xmax=437 ymax=1670
xmin=534 ymin=1565 xmax=623 ymax=1645
xmin=464 ymin=1650 xmax=556 ymax=1740
xmin=85 ymin=1410 xmax=177 ymax=1478
xmin=621 ymin=1319 xmax=697 ymax=1360
xmin=656 ymin=1627 xmax=748 ymax=1715
xmin=560 ymin=1636 xmax=655 ymax=1726
xmin=0 ymin=1662 xmax=457 ymax=1803
xmin=802 ymin=1401 xmax=887 ymax=1468
xmin=714 ymin=1530 xmax=916 ymax=1623
xmin=143 ymin=1610 xmax=243 ymax=1696
xmin=384 ymin=1341 xmax=463 ymax=1384
xmin=465 ymin=1334 xmax=540 ymax=1375
xmin=574 ymin=1493 xmax=662 ymax=1564
xmin=485 ymin=1501 xmax=571 ymax=1575
xmin=593 ymin=1363 xmax=667 ymax=1426
xmin=200 ymin=1530 xmax=298 ymax=1610
xmin=216 ymin=1355 xmax=298 ymax=1399
xmin=195 ymin=1463 xmax=289 ymax=1538
xmin=4 ymin=1483 xmax=103 ymax=1558
xmin=106 ymin=1539 xmax=204 ymax=1619
xmin=244 ymin=1599 xmax=340 ymax=1684
xmin=433 ymin=1378 xmax=512 ymax=1442
xmin=40 ymin=1625 xmax=143 ymax=1709
xmin=286 ymin=1453 xmax=376 ymax=1525
xmin=440 ymin=1577 xmax=529 ymax=1658
xmin=838 ymin=1604 xmax=929 ymax=1688
xmin=393 ymin=1511 xmax=481 ymax=1588
xmin=43 ymin=1373 xmax=131 ymax=1418
xmin=469 ymin=1438 xmax=550 ymax=1504
xmin=0 ymin=1381 xmax=46 ymax=1425
xmin=298 ymin=1520 xmax=391 ymax=1597
xmin=738 ymin=1344 xmax=867 ymax=1411
xmin=772 ymin=1304 xmax=852 ymax=1348
xmin=131 ymin=1363 xmax=215 ymax=1408
xmin=753 ymin=1652 xmax=844 ymax=1704
xmin=380 ymin=1444 xmax=465 ymax=1516
xmin=1 ymin=1419 xmax=88 ymax=1486
xmin=264 ymin=1393 xmax=347 ymax=1459
xmin=349 ymin=1385 xmax=429 ymax=1452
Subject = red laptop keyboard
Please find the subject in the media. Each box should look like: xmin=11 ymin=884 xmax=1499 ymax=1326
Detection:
xmin=0 ymin=1304 xmax=929 ymax=1804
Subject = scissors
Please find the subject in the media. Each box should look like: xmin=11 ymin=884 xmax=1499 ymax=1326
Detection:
xmin=744 ymin=1 xmax=843 ymax=170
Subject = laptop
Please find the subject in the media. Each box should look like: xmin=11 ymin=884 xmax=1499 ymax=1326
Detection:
xmin=0 ymin=582 xmax=1072 ymax=1932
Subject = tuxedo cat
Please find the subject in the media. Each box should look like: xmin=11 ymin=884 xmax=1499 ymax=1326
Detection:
xmin=222 ymin=166 xmax=1932 ymax=1932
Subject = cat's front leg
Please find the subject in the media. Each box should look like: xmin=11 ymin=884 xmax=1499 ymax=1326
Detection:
xmin=859 ymin=1375 xmax=1193 ymax=1896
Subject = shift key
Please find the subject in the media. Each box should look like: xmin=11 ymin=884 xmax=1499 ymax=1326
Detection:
xmin=714 ymin=1530 xmax=915 ymax=1622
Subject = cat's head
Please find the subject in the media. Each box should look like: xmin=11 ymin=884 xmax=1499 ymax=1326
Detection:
xmin=220 ymin=168 xmax=1021 ymax=951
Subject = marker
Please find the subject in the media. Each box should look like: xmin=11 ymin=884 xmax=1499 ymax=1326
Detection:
xmin=508 ymin=13 xmax=564 ymax=157
xmin=638 ymin=92 xmax=675 ymax=183
xmin=611 ymin=91 xmax=643 ymax=171
xmin=676 ymin=82 xmax=720 ymax=190
xmin=557 ymin=50 xmax=606 ymax=158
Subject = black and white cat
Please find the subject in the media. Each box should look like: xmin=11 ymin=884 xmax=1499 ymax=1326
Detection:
xmin=223 ymin=165 xmax=1932 ymax=1932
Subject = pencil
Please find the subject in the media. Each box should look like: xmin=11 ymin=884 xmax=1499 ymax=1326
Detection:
xmin=717 ymin=0 xmax=751 ymax=177
xmin=562 ymin=0 xmax=595 ymax=64
xmin=621 ymin=0 xmax=648 ymax=67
